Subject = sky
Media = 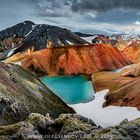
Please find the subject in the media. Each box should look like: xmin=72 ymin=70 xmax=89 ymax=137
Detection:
xmin=1 ymin=0 xmax=140 ymax=35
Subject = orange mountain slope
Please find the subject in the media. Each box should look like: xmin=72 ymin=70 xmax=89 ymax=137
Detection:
xmin=122 ymin=41 xmax=140 ymax=63
xmin=92 ymin=63 xmax=140 ymax=111
xmin=4 ymin=44 xmax=131 ymax=76
xmin=111 ymin=38 xmax=140 ymax=63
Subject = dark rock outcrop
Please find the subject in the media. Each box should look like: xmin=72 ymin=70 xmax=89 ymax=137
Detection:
xmin=0 ymin=62 xmax=75 ymax=125
xmin=0 ymin=113 xmax=140 ymax=140
xmin=92 ymin=35 xmax=111 ymax=44
xmin=4 ymin=44 xmax=131 ymax=76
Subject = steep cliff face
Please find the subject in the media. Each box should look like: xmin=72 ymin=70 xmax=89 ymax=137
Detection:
xmin=0 ymin=62 xmax=75 ymax=125
xmin=4 ymin=44 xmax=131 ymax=76
xmin=92 ymin=63 xmax=140 ymax=111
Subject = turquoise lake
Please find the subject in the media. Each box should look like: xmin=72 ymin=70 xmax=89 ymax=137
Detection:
xmin=40 ymin=75 xmax=95 ymax=104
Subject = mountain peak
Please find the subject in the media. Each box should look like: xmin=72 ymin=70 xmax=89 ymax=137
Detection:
xmin=0 ymin=21 xmax=89 ymax=59
xmin=0 ymin=21 xmax=35 ymax=39
xmin=22 ymin=20 xmax=35 ymax=25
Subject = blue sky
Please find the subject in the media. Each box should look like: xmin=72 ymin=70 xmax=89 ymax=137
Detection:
xmin=1 ymin=0 xmax=140 ymax=34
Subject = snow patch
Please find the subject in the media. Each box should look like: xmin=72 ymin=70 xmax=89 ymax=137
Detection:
xmin=14 ymin=61 xmax=21 ymax=66
xmin=12 ymin=43 xmax=15 ymax=48
xmin=7 ymin=50 xmax=14 ymax=57
xmin=112 ymin=65 xmax=132 ymax=73
xmin=82 ymin=36 xmax=94 ymax=43
xmin=69 ymin=89 xmax=140 ymax=127
xmin=23 ymin=21 xmax=27 ymax=25
xmin=25 ymin=25 xmax=36 ymax=37
xmin=7 ymin=48 xmax=17 ymax=57
xmin=66 ymin=40 xmax=74 ymax=45
xmin=82 ymin=35 xmax=99 ymax=43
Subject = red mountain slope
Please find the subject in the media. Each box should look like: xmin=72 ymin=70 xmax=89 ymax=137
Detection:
xmin=4 ymin=44 xmax=131 ymax=76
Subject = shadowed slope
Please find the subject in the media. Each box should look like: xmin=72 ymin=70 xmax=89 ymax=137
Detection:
xmin=0 ymin=62 xmax=75 ymax=125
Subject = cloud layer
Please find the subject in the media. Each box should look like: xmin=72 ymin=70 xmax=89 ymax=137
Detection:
xmin=0 ymin=0 xmax=140 ymax=34
xmin=35 ymin=0 xmax=140 ymax=16
xmin=71 ymin=0 xmax=140 ymax=12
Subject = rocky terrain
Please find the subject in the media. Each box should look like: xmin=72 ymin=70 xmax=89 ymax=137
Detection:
xmin=0 ymin=21 xmax=140 ymax=139
xmin=4 ymin=44 xmax=131 ymax=76
xmin=0 ymin=113 xmax=139 ymax=140
xmin=1 ymin=58 xmax=139 ymax=140
xmin=0 ymin=62 xmax=75 ymax=125
xmin=92 ymin=63 xmax=140 ymax=111
xmin=122 ymin=41 xmax=140 ymax=63
xmin=89 ymin=34 xmax=140 ymax=111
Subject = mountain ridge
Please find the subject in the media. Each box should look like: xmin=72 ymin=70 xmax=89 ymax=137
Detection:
xmin=0 ymin=21 xmax=89 ymax=60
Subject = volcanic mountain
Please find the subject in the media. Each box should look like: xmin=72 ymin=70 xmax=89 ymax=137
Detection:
xmin=122 ymin=41 xmax=140 ymax=63
xmin=4 ymin=44 xmax=131 ymax=76
xmin=110 ymin=35 xmax=140 ymax=63
xmin=0 ymin=21 xmax=89 ymax=60
xmin=90 ymin=34 xmax=140 ymax=63
xmin=0 ymin=21 xmax=34 ymax=52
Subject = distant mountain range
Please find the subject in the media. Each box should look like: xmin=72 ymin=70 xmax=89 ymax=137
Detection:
xmin=74 ymin=32 xmax=94 ymax=37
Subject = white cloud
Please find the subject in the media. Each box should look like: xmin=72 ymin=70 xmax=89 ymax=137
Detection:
xmin=135 ymin=21 xmax=140 ymax=25
xmin=87 ymin=12 xmax=97 ymax=18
